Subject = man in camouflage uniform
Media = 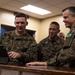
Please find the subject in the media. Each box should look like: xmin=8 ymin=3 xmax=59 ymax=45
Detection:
xmin=47 ymin=6 xmax=75 ymax=68
xmin=0 ymin=13 xmax=37 ymax=66
xmin=26 ymin=21 xmax=64 ymax=66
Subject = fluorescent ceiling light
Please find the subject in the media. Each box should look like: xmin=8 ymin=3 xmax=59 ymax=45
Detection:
xmin=21 ymin=5 xmax=51 ymax=15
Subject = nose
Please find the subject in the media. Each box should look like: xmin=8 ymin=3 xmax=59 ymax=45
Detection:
xmin=18 ymin=23 xmax=22 ymax=26
xmin=50 ymin=29 xmax=53 ymax=32
xmin=50 ymin=29 xmax=53 ymax=33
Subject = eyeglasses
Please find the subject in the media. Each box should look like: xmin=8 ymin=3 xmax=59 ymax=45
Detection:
xmin=15 ymin=22 xmax=25 ymax=24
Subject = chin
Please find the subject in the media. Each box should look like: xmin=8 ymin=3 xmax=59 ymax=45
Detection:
xmin=65 ymin=25 xmax=68 ymax=27
xmin=50 ymin=37 xmax=54 ymax=39
xmin=66 ymin=26 xmax=70 ymax=28
xmin=18 ymin=30 xmax=23 ymax=32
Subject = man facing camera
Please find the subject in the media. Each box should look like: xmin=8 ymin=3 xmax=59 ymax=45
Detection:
xmin=0 ymin=13 xmax=37 ymax=66
xmin=26 ymin=21 xmax=64 ymax=66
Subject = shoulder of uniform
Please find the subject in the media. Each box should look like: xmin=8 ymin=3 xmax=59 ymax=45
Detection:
xmin=2 ymin=31 xmax=14 ymax=37
xmin=6 ymin=30 xmax=13 ymax=33
xmin=63 ymin=32 xmax=75 ymax=48
xmin=26 ymin=33 xmax=34 ymax=39
xmin=39 ymin=37 xmax=48 ymax=43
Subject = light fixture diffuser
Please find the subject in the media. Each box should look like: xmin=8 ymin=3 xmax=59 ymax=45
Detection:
xmin=21 ymin=5 xmax=51 ymax=15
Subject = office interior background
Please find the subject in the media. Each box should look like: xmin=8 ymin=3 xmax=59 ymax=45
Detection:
xmin=0 ymin=0 xmax=75 ymax=43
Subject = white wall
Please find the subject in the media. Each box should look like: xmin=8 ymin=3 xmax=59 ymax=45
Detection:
xmin=26 ymin=17 xmax=40 ymax=43
xmin=0 ymin=9 xmax=15 ymax=26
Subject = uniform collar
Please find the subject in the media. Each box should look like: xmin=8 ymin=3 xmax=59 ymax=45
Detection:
xmin=70 ymin=24 xmax=75 ymax=33
xmin=48 ymin=36 xmax=58 ymax=42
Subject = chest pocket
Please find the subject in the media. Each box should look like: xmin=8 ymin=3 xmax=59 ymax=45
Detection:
xmin=63 ymin=33 xmax=75 ymax=49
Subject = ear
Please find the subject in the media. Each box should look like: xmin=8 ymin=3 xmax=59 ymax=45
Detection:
xmin=26 ymin=21 xmax=28 ymax=25
xmin=14 ymin=22 xmax=16 ymax=26
xmin=58 ymin=29 xmax=60 ymax=33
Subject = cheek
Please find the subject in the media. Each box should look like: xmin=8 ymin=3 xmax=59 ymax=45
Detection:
xmin=22 ymin=25 xmax=26 ymax=29
xmin=67 ymin=19 xmax=74 ymax=25
xmin=20 ymin=25 xmax=26 ymax=27
xmin=15 ymin=24 xmax=18 ymax=27
xmin=54 ymin=31 xmax=58 ymax=35
xmin=68 ymin=17 xmax=74 ymax=22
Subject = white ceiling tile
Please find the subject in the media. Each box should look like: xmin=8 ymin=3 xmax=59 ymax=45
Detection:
xmin=56 ymin=2 xmax=75 ymax=9
xmin=5 ymin=0 xmax=26 ymax=8
xmin=0 ymin=0 xmax=12 ymax=6
xmin=33 ymin=1 xmax=51 ymax=8
xmin=0 ymin=0 xmax=11 ymax=3
xmin=17 ymin=0 xmax=40 ymax=4
xmin=69 ymin=0 xmax=75 ymax=4
xmin=46 ymin=6 xmax=61 ymax=13
xmin=0 ymin=5 xmax=17 ymax=11
xmin=42 ymin=0 xmax=65 ymax=5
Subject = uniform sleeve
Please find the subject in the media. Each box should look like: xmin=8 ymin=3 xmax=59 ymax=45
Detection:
xmin=0 ymin=36 xmax=1 ymax=45
xmin=47 ymin=36 xmax=75 ymax=67
xmin=47 ymin=53 xmax=60 ymax=66
xmin=17 ymin=45 xmax=37 ymax=65
xmin=0 ymin=33 xmax=6 ymax=46
xmin=57 ymin=37 xmax=75 ymax=67
xmin=18 ymin=44 xmax=38 ymax=63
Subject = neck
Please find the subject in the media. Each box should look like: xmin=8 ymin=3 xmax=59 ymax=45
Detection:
xmin=15 ymin=30 xmax=25 ymax=36
xmin=49 ymin=35 xmax=58 ymax=41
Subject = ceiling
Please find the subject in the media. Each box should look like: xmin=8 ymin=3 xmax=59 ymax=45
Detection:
xmin=0 ymin=0 xmax=75 ymax=19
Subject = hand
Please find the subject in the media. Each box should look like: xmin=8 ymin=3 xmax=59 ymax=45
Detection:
xmin=8 ymin=51 xmax=21 ymax=59
xmin=26 ymin=61 xmax=47 ymax=66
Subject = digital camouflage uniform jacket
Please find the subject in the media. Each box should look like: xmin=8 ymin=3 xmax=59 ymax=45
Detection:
xmin=37 ymin=36 xmax=64 ymax=62
xmin=48 ymin=25 xmax=75 ymax=68
xmin=0 ymin=30 xmax=37 ymax=66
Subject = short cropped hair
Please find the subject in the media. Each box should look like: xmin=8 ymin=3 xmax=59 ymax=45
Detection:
xmin=50 ymin=21 xmax=60 ymax=29
xmin=15 ymin=13 xmax=29 ymax=19
xmin=62 ymin=6 xmax=75 ymax=16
